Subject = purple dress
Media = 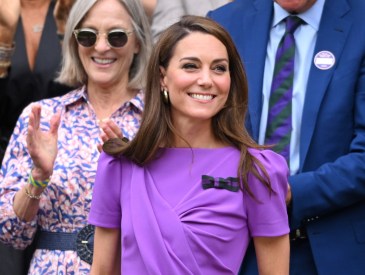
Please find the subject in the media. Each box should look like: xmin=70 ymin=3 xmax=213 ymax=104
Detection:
xmin=89 ymin=147 xmax=289 ymax=274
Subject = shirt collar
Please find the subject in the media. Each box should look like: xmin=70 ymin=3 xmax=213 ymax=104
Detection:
xmin=62 ymin=86 xmax=86 ymax=108
xmin=62 ymin=85 xmax=144 ymax=113
xmin=128 ymin=89 xmax=144 ymax=113
xmin=272 ymin=0 xmax=325 ymax=31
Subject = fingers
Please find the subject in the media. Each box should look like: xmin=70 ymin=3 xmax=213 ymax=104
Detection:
xmin=31 ymin=104 xmax=42 ymax=130
xmin=98 ymin=120 xmax=123 ymax=154
xmin=100 ymin=132 xmax=109 ymax=144
xmin=100 ymin=119 xmax=124 ymax=140
xmin=28 ymin=105 xmax=61 ymax=138
xmin=107 ymin=120 xmax=124 ymax=139
xmin=28 ymin=107 xmax=35 ymax=132
xmin=27 ymin=116 xmax=35 ymax=149
xmin=49 ymin=111 xmax=62 ymax=135
xmin=26 ymin=106 xmax=60 ymax=173
xmin=97 ymin=143 xmax=103 ymax=153
xmin=27 ymin=105 xmax=41 ymax=154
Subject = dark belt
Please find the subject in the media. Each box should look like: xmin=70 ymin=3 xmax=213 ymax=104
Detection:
xmin=290 ymin=227 xmax=307 ymax=241
xmin=35 ymin=224 xmax=95 ymax=264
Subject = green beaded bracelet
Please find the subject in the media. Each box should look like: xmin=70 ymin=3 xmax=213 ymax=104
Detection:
xmin=29 ymin=172 xmax=50 ymax=188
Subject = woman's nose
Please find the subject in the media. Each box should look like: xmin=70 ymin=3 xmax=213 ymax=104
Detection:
xmin=94 ymin=33 xmax=111 ymax=51
xmin=197 ymin=69 xmax=213 ymax=88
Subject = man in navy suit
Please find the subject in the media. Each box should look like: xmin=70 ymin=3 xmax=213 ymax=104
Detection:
xmin=209 ymin=0 xmax=365 ymax=274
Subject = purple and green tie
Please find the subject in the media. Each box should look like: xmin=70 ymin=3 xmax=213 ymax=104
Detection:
xmin=265 ymin=16 xmax=302 ymax=163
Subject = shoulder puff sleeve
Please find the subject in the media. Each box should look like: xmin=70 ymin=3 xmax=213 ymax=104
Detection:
xmin=244 ymin=149 xmax=290 ymax=237
xmin=88 ymin=152 xmax=124 ymax=228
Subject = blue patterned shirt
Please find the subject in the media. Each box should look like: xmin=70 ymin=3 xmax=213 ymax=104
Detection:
xmin=0 ymin=86 xmax=143 ymax=274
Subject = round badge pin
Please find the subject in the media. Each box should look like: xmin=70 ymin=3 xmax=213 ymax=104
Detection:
xmin=314 ymin=51 xmax=335 ymax=70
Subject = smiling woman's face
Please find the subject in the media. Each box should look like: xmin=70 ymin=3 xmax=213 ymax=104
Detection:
xmin=77 ymin=0 xmax=140 ymax=89
xmin=160 ymin=32 xmax=231 ymax=126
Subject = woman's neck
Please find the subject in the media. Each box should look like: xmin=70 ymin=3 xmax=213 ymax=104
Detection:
xmin=172 ymin=119 xmax=225 ymax=148
xmin=87 ymin=84 xmax=138 ymax=122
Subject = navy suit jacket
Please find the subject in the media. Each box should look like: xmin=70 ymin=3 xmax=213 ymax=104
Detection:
xmin=209 ymin=0 xmax=365 ymax=274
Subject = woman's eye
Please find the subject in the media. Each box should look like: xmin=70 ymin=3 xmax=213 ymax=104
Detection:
xmin=214 ymin=65 xmax=228 ymax=73
xmin=182 ymin=63 xmax=198 ymax=70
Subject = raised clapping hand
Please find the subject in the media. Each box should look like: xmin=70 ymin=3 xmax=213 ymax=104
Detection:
xmin=26 ymin=105 xmax=61 ymax=180
xmin=97 ymin=119 xmax=124 ymax=152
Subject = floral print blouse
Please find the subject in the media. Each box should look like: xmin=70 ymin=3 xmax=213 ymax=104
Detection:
xmin=0 ymin=86 xmax=143 ymax=274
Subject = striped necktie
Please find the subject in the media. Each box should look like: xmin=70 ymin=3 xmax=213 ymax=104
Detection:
xmin=265 ymin=16 xmax=302 ymax=163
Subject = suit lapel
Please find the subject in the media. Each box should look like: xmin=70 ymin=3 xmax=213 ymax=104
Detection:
xmin=245 ymin=0 xmax=273 ymax=140
xmin=299 ymin=0 xmax=351 ymax=170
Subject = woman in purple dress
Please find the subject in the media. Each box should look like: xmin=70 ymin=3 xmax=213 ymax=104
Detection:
xmin=89 ymin=15 xmax=290 ymax=275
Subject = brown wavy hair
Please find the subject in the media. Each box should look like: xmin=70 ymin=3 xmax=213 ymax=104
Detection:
xmin=103 ymin=15 xmax=272 ymax=197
